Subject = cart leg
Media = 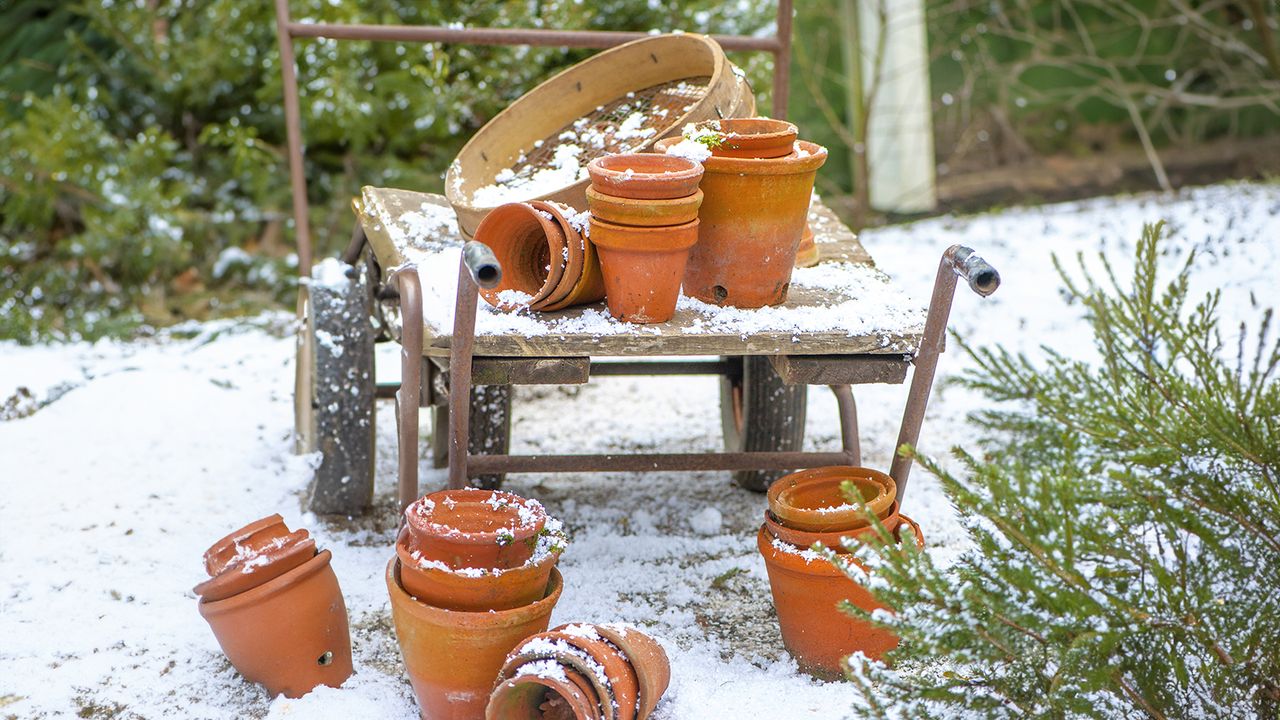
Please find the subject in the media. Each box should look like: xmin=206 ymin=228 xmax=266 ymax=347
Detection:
xmin=829 ymin=384 xmax=861 ymax=467
xmin=447 ymin=257 xmax=481 ymax=490
xmin=392 ymin=267 xmax=424 ymax=516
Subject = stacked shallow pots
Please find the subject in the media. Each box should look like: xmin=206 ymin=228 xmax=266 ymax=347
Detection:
xmin=487 ymin=622 xmax=671 ymax=720
xmin=584 ymin=154 xmax=704 ymax=324
xmin=657 ymin=118 xmax=827 ymax=308
xmin=387 ymin=489 xmax=568 ymax=719
xmin=474 ymin=200 xmax=605 ymax=311
xmin=757 ymin=467 xmax=922 ymax=678
xmin=194 ymin=514 xmax=353 ymax=698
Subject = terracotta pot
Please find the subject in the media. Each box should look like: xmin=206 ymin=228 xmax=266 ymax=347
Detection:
xmin=767 ymin=466 xmax=897 ymax=533
xmin=656 ymin=137 xmax=827 ymax=308
xmin=498 ymin=635 xmax=616 ymax=720
xmin=589 ymin=217 xmax=699 ymax=324
xmin=586 ymin=187 xmax=703 ymax=228
xmin=764 ymin=504 xmax=901 ymax=552
xmin=202 ymin=513 xmax=289 ymax=576
xmin=198 ymin=549 xmax=353 ymax=698
xmin=593 ymin=624 xmax=670 ymax=720
xmin=395 ymin=528 xmax=562 ymax=612
xmin=550 ymin=625 xmax=640 ymax=720
xmin=194 ymin=534 xmax=317 ymax=603
xmin=473 ymin=203 xmax=567 ymax=311
xmin=757 ymin=516 xmax=923 ymax=678
xmin=587 ymin=153 xmax=703 ymax=200
xmin=531 ymin=201 xmax=606 ymax=312
xmin=487 ymin=668 xmax=601 ymax=720
xmin=794 ymin=222 xmax=819 ymax=267
xmin=404 ymin=488 xmax=547 ymax=571
xmin=387 ymin=557 xmax=563 ymax=720
xmin=696 ymin=117 xmax=798 ymax=159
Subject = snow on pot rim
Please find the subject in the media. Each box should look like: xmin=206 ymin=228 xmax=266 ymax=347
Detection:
xmin=693 ymin=117 xmax=798 ymax=159
xmin=498 ymin=632 xmax=620 ymax=720
xmin=193 ymin=533 xmax=316 ymax=602
xmin=587 ymin=153 xmax=704 ymax=200
xmin=655 ymin=137 xmax=828 ymax=175
xmin=764 ymin=502 xmax=902 ymax=553
xmin=202 ymin=513 xmax=289 ymax=576
xmin=404 ymin=488 xmax=549 ymax=570
xmin=767 ymin=466 xmax=898 ymax=533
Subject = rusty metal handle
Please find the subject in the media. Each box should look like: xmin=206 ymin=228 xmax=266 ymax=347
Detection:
xmin=462 ymin=241 xmax=502 ymax=290
xmin=946 ymin=245 xmax=1001 ymax=297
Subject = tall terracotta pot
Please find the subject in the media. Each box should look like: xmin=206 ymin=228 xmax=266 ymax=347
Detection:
xmin=757 ymin=517 xmax=922 ymax=679
xmin=589 ymin=217 xmax=699 ymax=324
xmin=197 ymin=549 xmax=353 ymax=698
xmin=656 ymin=137 xmax=827 ymax=308
xmin=387 ymin=557 xmax=563 ymax=720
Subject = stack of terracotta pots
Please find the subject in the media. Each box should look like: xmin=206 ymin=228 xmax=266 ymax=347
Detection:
xmin=194 ymin=514 xmax=353 ymax=698
xmin=584 ymin=153 xmax=704 ymax=324
xmin=757 ymin=467 xmax=923 ymax=678
xmin=387 ymin=488 xmax=569 ymax=719
xmin=487 ymin=622 xmax=671 ymax=720
xmin=657 ymin=117 xmax=827 ymax=308
xmin=474 ymin=200 xmax=605 ymax=311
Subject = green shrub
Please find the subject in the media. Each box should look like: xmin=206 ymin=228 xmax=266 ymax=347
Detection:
xmin=842 ymin=224 xmax=1280 ymax=718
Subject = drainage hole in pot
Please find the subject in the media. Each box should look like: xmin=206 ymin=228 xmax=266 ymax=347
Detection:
xmin=317 ymin=651 xmax=334 ymax=666
xmin=712 ymin=285 xmax=728 ymax=304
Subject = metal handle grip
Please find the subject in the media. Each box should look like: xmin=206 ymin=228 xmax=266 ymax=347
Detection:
xmin=946 ymin=245 xmax=1001 ymax=297
xmin=462 ymin=241 xmax=502 ymax=290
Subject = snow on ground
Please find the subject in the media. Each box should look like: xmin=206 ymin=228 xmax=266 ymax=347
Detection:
xmin=1 ymin=182 xmax=1276 ymax=719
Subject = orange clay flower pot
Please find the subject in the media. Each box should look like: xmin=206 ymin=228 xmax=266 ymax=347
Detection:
xmin=764 ymin=502 xmax=902 ymax=552
xmin=395 ymin=526 xmax=565 ymax=612
xmin=657 ymin=137 xmax=827 ymax=308
xmin=202 ymin=513 xmax=290 ymax=576
xmin=487 ymin=664 xmax=602 ymax=720
xmin=794 ymin=222 xmax=818 ymax=267
xmin=404 ymin=488 xmax=547 ymax=571
xmin=534 ymin=201 xmax=606 ymax=311
xmin=473 ymin=202 xmax=567 ymax=310
xmin=197 ymin=549 xmax=353 ymax=697
xmin=696 ymin=117 xmax=798 ymax=159
xmin=593 ymin=624 xmax=670 ymax=720
xmin=587 ymin=153 xmax=703 ymax=200
xmin=193 ymin=533 xmax=316 ymax=603
xmin=757 ymin=516 xmax=923 ymax=678
xmin=387 ymin=557 xmax=563 ymax=720
xmin=767 ymin=466 xmax=897 ymax=533
xmin=589 ymin=216 xmax=699 ymax=324
xmin=586 ymin=186 xmax=703 ymax=227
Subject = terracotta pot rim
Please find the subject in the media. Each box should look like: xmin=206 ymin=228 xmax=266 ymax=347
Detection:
xmin=475 ymin=203 xmax=567 ymax=309
xmin=586 ymin=185 xmax=703 ymax=209
xmin=589 ymin=216 xmax=699 ymax=251
xmin=487 ymin=673 xmax=599 ymax=720
xmin=764 ymin=502 xmax=901 ymax=551
xmin=203 ymin=513 xmax=286 ymax=575
xmin=757 ymin=515 xmax=923 ymax=576
xmin=528 ymin=200 xmax=583 ymax=309
xmin=767 ymin=466 xmax=897 ymax=532
xmin=387 ymin=557 xmax=564 ymax=622
xmin=395 ymin=528 xmax=563 ymax=578
xmin=198 ymin=548 xmax=330 ymax=616
xmin=405 ymin=488 xmax=548 ymax=547
xmin=587 ymin=153 xmax=704 ymax=199
xmin=656 ymin=137 xmax=827 ymax=174
xmin=697 ymin=117 xmax=798 ymax=141
xmin=193 ymin=535 xmax=318 ymax=601
xmin=585 ymin=188 xmax=703 ymax=227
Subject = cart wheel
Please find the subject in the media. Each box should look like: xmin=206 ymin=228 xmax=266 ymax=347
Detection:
xmin=720 ymin=356 xmax=807 ymax=492
xmin=295 ymin=261 xmax=376 ymax=515
xmin=430 ymin=385 xmax=513 ymax=490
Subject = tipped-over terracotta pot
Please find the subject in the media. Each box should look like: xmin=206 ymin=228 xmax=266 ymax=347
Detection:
xmin=534 ymin=201 xmax=606 ymax=312
xmin=764 ymin=502 xmax=901 ymax=552
xmin=657 ymin=137 xmax=827 ymax=308
xmin=758 ymin=516 xmax=923 ymax=678
xmin=589 ymin=216 xmax=699 ymax=324
xmin=473 ymin=202 xmax=567 ymax=310
xmin=587 ymin=153 xmax=703 ymax=200
xmin=395 ymin=527 xmax=564 ymax=612
xmin=203 ymin=513 xmax=290 ymax=576
xmin=387 ymin=557 xmax=563 ymax=720
xmin=767 ymin=466 xmax=897 ymax=533
xmin=487 ymin=666 xmax=602 ymax=720
xmin=198 ymin=549 xmax=353 ymax=697
xmin=404 ymin=488 xmax=547 ymax=571
xmin=586 ymin=187 xmax=703 ymax=228
xmin=593 ymin=624 xmax=670 ymax=720
xmin=194 ymin=533 xmax=316 ymax=603
xmin=695 ymin=117 xmax=798 ymax=159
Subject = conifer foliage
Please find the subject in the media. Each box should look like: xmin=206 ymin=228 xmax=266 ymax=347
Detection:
xmin=844 ymin=223 xmax=1280 ymax=718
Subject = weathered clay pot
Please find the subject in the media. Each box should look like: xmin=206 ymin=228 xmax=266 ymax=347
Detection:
xmin=593 ymin=624 xmax=670 ymax=720
xmin=487 ymin=669 xmax=601 ymax=720
xmin=696 ymin=117 xmax=798 ymax=159
xmin=587 ymin=153 xmax=703 ymax=200
xmin=198 ymin=549 xmax=353 ymax=698
xmin=395 ymin=527 xmax=562 ymax=612
xmin=203 ymin=513 xmax=290 ymax=576
xmin=473 ymin=202 xmax=567 ymax=310
xmin=498 ymin=634 xmax=617 ymax=720
xmin=764 ymin=502 xmax=901 ymax=552
xmin=194 ymin=533 xmax=317 ymax=603
xmin=551 ymin=625 xmax=640 ymax=720
xmin=757 ymin=516 xmax=923 ymax=678
xmin=589 ymin=216 xmax=699 ymax=324
xmin=794 ymin=222 xmax=818 ymax=267
xmin=586 ymin=187 xmax=703 ymax=228
xmin=534 ymin=200 xmax=606 ymax=311
xmin=404 ymin=488 xmax=547 ymax=571
xmin=657 ymin=137 xmax=827 ymax=308
xmin=767 ymin=466 xmax=897 ymax=533
xmin=387 ymin=557 xmax=562 ymax=720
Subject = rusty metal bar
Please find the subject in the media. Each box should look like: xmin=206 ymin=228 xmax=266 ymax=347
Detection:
xmin=890 ymin=245 xmax=1000 ymax=505
xmin=391 ymin=267 xmax=424 ymax=515
xmin=273 ymin=0 xmax=313 ymax=276
xmin=829 ymin=384 xmax=861 ymax=466
xmin=589 ymin=360 xmax=733 ymax=376
xmin=286 ymin=22 xmax=783 ymax=53
xmin=340 ymin=224 xmax=366 ymax=266
xmin=468 ymin=450 xmax=855 ymax=476
xmin=376 ymin=384 xmax=399 ymax=399
xmin=772 ymin=0 xmax=794 ymax=118
xmin=447 ymin=242 xmax=503 ymax=490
